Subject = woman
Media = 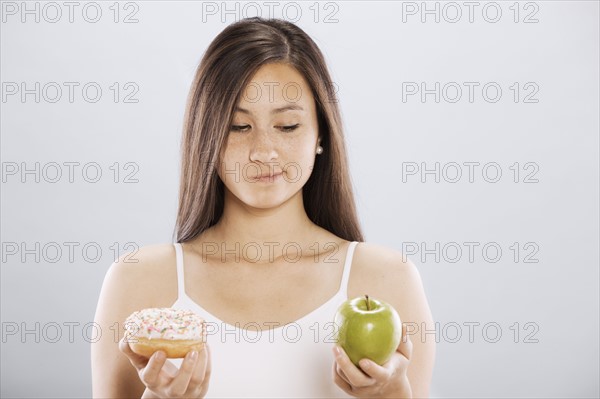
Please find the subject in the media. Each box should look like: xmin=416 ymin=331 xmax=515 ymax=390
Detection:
xmin=92 ymin=17 xmax=435 ymax=398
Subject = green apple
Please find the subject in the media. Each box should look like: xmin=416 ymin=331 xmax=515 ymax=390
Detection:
xmin=334 ymin=294 xmax=402 ymax=368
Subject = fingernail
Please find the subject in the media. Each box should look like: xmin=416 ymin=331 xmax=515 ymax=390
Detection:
xmin=154 ymin=351 xmax=165 ymax=361
xmin=359 ymin=359 xmax=370 ymax=369
xmin=189 ymin=350 xmax=198 ymax=360
xmin=333 ymin=346 xmax=342 ymax=357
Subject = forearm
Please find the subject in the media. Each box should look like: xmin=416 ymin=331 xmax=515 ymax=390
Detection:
xmin=381 ymin=391 xmax=412 ymax=399
xmin=141 ymin=389 xmax=160 ymax=399
xmin=381 ymin=377 xmax=413 ymax=399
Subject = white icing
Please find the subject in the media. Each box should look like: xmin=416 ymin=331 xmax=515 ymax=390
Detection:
xmin=124 ymin=307 xmax=205 ymax=340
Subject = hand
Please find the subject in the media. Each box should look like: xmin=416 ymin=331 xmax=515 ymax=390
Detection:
xmin=119 ymin=337 xmax=211 ymax=398
xmin=332 ymin=323 xmax=413 ymax=398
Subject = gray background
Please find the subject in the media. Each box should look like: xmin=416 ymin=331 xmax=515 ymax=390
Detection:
xmin=1 ymin=1 xmax=598 ymax=397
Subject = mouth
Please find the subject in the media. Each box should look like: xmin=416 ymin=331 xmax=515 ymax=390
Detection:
xmin=256 ymin=172 xmax=283 ymax=182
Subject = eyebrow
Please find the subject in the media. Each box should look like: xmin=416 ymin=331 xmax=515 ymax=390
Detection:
xmin=234 ymin=105 xmax=305 ymax=114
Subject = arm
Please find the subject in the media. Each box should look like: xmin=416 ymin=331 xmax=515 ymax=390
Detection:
xmin=390 ymin=256 xmax=436 ymax=398
xmin=91 ymin=245 xmax=211 ymax=399
xmin=341 ymin=243 xmax=436 ymax=398
xmin=91 ymin=254 xmax=150 ymax=398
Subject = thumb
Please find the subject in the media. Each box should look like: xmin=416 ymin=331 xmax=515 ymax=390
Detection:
xmin=397 ymin=323 xmax=413 ymax=361
xmin=119 ymin=336 xmax=150 ymax=370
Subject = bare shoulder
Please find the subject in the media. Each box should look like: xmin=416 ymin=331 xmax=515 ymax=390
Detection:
xmin=94 ymin=242 xmax=180 ymax=351
xmin=350 ymin=241 xmax=436 ymax=398
xmin=105 ymin=242 xmax=178 ymax=307
xmin=350 ymin=241 xmax=423 ymax=303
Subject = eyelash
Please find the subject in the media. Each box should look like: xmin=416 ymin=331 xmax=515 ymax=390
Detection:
xmin=230 ymin=124 xmax=300 ymax=133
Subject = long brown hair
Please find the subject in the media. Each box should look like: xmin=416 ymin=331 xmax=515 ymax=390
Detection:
xmin=173 ymin=17 xmax=364 ymax=243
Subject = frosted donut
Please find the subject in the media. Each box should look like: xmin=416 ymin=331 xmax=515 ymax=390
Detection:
xmin=124 ymin=308 xmax=206 ymax=358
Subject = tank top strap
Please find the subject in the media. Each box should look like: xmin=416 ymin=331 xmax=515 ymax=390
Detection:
xmin=173 ymin=243 xmax=186 ymax=299
xmin=338 ymin=241 xmax=359 ymax=297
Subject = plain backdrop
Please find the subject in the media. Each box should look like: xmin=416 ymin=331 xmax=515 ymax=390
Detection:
xmin=1 ymin=1 xmax=598 ymax=397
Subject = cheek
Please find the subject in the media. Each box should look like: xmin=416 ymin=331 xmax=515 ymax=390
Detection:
xmin=219 ymin=141 xmax=245 ymax=165
xmin=217 ymin=145 xmax=241 ymax=182
xmin=289 ymin=143 xmax=317 ymax=180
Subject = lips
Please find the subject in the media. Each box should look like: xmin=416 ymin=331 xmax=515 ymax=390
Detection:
xmin=255 ymin=171 xmax=283 ymax=182
xmin=258 ymin=172 xmax=283 ymax=179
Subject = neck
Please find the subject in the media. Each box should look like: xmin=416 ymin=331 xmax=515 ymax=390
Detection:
xmin=203 ymin=188 xmax=319 ymax=262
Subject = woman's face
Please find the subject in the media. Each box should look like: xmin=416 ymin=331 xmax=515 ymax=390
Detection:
xmin=217 ymin=62 xmax=321 ymax=209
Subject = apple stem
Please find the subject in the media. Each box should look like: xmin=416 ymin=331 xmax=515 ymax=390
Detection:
xmin=365 ymin=294 xmax=370 ymax=311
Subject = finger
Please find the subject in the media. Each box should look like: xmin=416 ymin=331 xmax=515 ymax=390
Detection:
xmin=139 ymin=351 xmax=167 ymax=389
xmin=332 ymin=346 xmax=376 ymax=388
xmin=198 ymin=345 xmax=212 ymax=397
xmin=398 ymin=323 xmax=414 ymax=361
xmin=161 ymin=358 xmax=180 ymax=378
xmin=334 ymin=361 xmax=350 ymax=385
xmin=169 ymin=350 xmax=199 ymax=395
xmin=119 ymin=336 xmax=150 ymax=370
xmin=358 ymin=356 xmax=393 ymax=382
xmin=332 ymin=361 xmax=354 ymax=395
xmin=190 ymin=344 xmax=210 ymax=386
xmin=205 ymin=344 xmax=212 ymax=375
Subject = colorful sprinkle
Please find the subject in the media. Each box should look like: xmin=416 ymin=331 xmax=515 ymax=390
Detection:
xmin=124 ymin=308 xmax=205 ymax=340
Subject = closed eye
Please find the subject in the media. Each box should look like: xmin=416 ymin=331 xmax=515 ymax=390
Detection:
xmin=279 ymin=124 xmax=300 ymax=132
xmin=230 ymin=125 xmax=250 ymax=132
xmin=230 ymin=124 xmax=300 ymax=132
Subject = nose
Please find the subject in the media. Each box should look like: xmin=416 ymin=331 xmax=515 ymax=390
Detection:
xmin=249 ymin=129 xmax=278 ymax=164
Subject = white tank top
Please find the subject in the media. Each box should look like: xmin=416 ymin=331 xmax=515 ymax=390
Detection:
xmin=170 ymin=241 xmax=358 ymax=398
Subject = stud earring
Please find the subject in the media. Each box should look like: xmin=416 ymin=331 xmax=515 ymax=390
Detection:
xmin=316 ymin=145 xmax=323 ymax=155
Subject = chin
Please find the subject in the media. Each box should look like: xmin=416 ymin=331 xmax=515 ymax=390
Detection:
xmin=245 ymin=196 xmax=288 ymax=209
xmin=235 ymin=190 xmax=294 ymax=210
